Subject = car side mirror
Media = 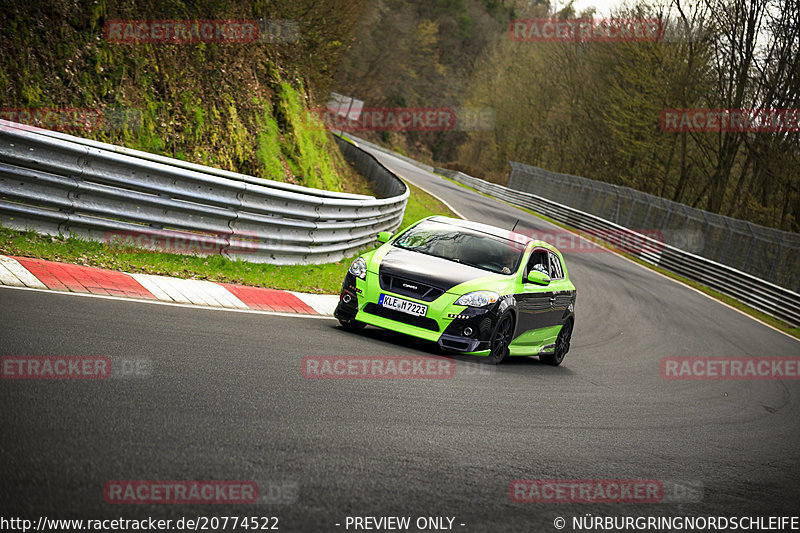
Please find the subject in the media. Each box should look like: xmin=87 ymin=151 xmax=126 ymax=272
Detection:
xmin=527 ymin=270 xmax=551 ymax=286
xmin=377 ymin=231 xmax=393 ymax=244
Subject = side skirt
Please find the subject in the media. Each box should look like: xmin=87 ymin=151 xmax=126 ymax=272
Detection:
xmin=508 ymin=324 xmax=563 ymax=356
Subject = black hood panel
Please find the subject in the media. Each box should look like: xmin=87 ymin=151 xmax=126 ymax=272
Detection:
xmin=377 ymin=247 xmax=490 ymax=294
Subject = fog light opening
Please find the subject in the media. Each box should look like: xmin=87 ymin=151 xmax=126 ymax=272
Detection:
xmin=462 ymin=326 xmax=474 ymax=337
xmin=342 ymin=293 xmax=352 ymax=304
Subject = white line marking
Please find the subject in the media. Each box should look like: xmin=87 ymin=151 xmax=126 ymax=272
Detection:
xmin=360 ymin=146 xmax=466 ymax=220
xmin=395 ymin=173 xmax=467 ymax=220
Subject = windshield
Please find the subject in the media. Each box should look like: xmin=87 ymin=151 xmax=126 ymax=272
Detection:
xmin=393 ymin=220 xmax=525 ymax=275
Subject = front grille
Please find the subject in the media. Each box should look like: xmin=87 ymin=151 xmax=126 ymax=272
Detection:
xmin=379 ymin=274 xmax=444 ymax=302
xmin=363 ymin=303 xmax=440 ymax=332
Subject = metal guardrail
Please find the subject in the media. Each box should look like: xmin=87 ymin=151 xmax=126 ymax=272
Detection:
xmin=26 ymin=122 xmax=374 ymax=201
xmin=0 ymin=120 xmax=408 ymax=264
xmin=507 ymin=161 xmax=800 ymax=293
xmin=338 ymin=134 xmax=436 ymax=173
xmin=435 ymin=167 xmax=800 ymax=327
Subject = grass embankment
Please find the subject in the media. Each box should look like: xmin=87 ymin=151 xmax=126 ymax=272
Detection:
xmin=0 ymin=183 xmax=453 ymax=294
xmin=0 ymin=1 xmax=370 ymax=195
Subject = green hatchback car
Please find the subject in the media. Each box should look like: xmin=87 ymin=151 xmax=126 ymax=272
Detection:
xmin=334 ymin=216 xmax=577 ymax=365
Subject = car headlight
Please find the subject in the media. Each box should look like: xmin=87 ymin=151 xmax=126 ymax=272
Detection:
xmin=348 ymin=257 xmax=367 ymax=280
xmin=454 ymin=291 xmax=499 ymax=307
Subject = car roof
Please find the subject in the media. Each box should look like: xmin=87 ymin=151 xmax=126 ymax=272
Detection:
xmin=425 ymin=216 xmax=563 ymax=254
xmin=427 ymin=216 xmax=528 ymax=241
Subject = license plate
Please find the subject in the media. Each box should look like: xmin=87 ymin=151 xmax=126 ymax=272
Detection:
xmin=379 ymin=294 xmax=428 ymax=317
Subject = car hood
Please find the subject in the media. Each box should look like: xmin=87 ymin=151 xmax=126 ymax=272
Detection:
xmin=375 ymin=247 xmax=504 ymax=293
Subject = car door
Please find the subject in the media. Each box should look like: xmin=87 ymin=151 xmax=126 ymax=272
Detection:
xmin=513 ymin=248 xmax=556 ymax=345
xmin=546 ymin=250 xmax=573 ymax=324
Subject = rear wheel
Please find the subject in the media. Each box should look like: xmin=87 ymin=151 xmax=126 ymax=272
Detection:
xmin=488 ymin=313 xmax=514 ymax=365
xmin=338 ymin=318 xmax=366 ymax=332
xmin=540 ymin=320 xmax=572 ymax=366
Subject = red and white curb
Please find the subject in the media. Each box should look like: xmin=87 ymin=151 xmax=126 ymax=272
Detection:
xmin=0 ymin=255 xmax=339 ymax=316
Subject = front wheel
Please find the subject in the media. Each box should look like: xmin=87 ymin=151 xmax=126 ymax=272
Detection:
xmin=540 ymin=320 xmax=572 ymax=366
xmin=488 ymin=313 xmax=514 ymax=365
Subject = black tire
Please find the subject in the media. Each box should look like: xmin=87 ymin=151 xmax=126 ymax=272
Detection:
xmin=488 ymin=312 xmax=514 ymax=365
xmin=338 ymin=318 xmax=366 ymax=332
xmin=540 ymin=320 xmax=572 ymax=366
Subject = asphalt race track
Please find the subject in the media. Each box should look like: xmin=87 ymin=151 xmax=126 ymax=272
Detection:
xmin=1 ymin=147 xmax=799 ymax=532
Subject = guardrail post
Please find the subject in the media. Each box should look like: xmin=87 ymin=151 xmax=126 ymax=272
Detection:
xmin=742 ymin=222 xmax=758 ymax=273
xmin=681 ymin=205 xmax=693 ymax=254
xmin=661 ymin=203 xmax=673 ymax=232
xmin=719 ymin=217 xmax=734 ymax=264
xmin=642 ymin=198 xmax=653 ymax=229
xmin=768 ymin=231 xmax=782 ymax=284
xmin=698 ymin=211 xmax=712 ymax=255
xmin=596 ymin=186 xmax=608 ymax=216
xmin=624 ymin=197 xmax=636 ymax=227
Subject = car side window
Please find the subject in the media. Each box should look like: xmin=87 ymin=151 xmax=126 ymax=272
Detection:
xmin=547 ymin=251 xmax=564 ymax=279
xmin=526 ymin=250 xmax=549 ymax=277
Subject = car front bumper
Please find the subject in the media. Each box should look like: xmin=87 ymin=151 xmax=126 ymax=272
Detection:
xmin=333 ymin=272 xmax=495 ymax=356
